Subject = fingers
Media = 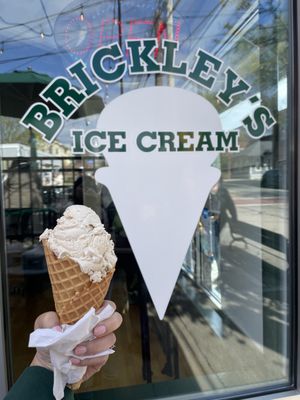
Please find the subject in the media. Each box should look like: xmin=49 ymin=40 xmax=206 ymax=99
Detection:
xmin=71 ymin=302 xmax=123 ymax=370
xmin=93 ymin=311 xmax=123 ymax=337
xmin=96 ymin=300 xmax=116 ymax=314
xmin=73 ymin=332 xmax=116 ymax=358
xmin=34 ymin=311 xmax=60 ymax=330
xmin=73 ymin=305 xmax=122 ymax=357
xmin=71 ymin=354 xmax=109 ymax=368
xmin=81 ymin=357 xmax=109 ymax=382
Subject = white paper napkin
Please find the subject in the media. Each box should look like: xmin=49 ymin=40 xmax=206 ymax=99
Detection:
xmin=29 ymin=304 xmax=115 ymax=400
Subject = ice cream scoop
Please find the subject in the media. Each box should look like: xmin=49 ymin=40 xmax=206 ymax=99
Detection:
xmin=40 ymin=205 xmax=116 ymax=283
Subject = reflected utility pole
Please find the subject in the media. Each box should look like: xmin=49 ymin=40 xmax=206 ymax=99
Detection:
xmin=155 ymin=0 xmax=175 ymax=87
xmin=154 ymin=5 xmax=164 ymax=87
xmin=117 ymin=0 xmax=124 ymax=94
xmin=166 ymin=0 xmax=174 ymax=87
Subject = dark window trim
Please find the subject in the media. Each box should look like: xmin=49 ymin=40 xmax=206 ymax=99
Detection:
xmin=0 ymin=161 xmax=13 ymax=388
xmin=0 ymin=0 xmax=298 ymax=398
xmin=291 ymin=0 xmax=300 ymax=391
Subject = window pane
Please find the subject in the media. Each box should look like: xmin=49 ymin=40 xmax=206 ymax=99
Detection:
xmin=0 ymin=0 xmax=291 ymax=399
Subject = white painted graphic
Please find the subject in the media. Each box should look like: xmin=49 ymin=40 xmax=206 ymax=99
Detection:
xmin=95 ymin=86 xmax=221 ymax=319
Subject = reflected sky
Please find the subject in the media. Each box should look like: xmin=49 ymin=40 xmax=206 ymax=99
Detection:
xmin=0 ymin=0 xmax=274 ymax=76
xmin=0 ymin=0 xmax=289 ymax=147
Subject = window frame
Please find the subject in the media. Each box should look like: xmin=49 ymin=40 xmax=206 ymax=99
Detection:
xmin=0 ymin=0 xmax=299 ymax=398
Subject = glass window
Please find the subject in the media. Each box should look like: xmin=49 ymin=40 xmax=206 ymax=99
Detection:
xmin=0 ymin=0 xmax=292 ymax=399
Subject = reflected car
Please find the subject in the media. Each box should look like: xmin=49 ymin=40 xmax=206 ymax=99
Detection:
xmin=261 ymin=169 xmax=282 ymax=189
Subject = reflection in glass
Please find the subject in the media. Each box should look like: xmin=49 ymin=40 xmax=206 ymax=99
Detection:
xmin=0 ymin=0 xmax=291 ymax=399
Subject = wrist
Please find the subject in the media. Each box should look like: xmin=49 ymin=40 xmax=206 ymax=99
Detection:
xmin=30 ymin=352 xmax=53 ymax=371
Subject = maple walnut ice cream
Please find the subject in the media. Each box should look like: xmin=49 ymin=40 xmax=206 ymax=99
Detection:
xmin=40 ymin=205 xmax=117 ymax=282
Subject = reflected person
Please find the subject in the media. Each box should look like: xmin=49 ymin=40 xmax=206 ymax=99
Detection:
xmin=4 ymin=158 xmax=43 ymax=238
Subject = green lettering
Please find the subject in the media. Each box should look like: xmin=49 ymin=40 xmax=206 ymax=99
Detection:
xmin=108 ymin=131 xmax=126 ymax=152
xmin=20 ymin=103 xmax=63 ymax=143
xmin=242 ymin=107 xmax=276 ymax=139
xmin=85 ymin=130 xmax=106 ymax=154
xmin=188 ymin=50 xmax=222 ymax=89
xmin=196 ymin=132 xmax=214 ymax=151
xmin=177 ymin=132 xmax=194 ymax=151
xmin=71 ymin=129 xmax=84 ymax=153
xmin=158 ymin=131 xmax=176 ymax=152
xmin=217 ymin=68 xmax=250 ymax=106
xmin=162 ymin=40 xmax=187 ymax=76
xmin=137 ymin=131 xmax=157 ymax=152
xmin=126 ymin=39 xmax=160 ymax=74
xmin=40 ymin=77 xmax=86 ymax=118
xmin=216 ymin=131 xmax=239 ymax=151
xmin=68 ymin=60 xmax=100 ymax=96
xmin=92 ymin=43 xmax=126 ymax=82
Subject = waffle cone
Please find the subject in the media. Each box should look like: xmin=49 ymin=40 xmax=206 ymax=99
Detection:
xmin=42 ymin=240 xmax=115 ymax=390
xmin=42 ymin=240 xmax=115 ymax=324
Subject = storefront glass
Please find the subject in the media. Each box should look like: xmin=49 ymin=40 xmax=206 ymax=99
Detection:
xmin=0 ymin=0 xmax=292 ymax=399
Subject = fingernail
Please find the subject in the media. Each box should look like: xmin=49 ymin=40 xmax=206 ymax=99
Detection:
xmin=70 ymin=358 xmax=80 ymax=365
xmin=94 ymin=325 xmax=106 ymax=336
xmin=53 ymin=325 xmax=63 ymax=332
xmin=75 ymin=346 xmax=87 ymax=356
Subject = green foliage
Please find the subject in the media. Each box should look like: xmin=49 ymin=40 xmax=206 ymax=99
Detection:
xmin=0 ymin=116 xmax=43 ymax=145
xmin=0 ymin=117 xmax=27 ymax=144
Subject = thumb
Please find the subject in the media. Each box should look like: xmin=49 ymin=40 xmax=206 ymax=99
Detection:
xmin=34 ymin=311 xmax=61 ymax=330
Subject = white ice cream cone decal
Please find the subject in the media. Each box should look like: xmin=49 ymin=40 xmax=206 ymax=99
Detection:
xmin=95 ymin=87 xmax=221 ymax=319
